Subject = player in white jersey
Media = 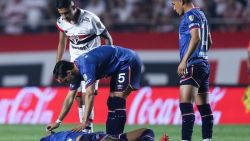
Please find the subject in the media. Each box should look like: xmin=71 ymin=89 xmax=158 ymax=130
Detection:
xmin=50 ymin=0 xmax=113 ymax=133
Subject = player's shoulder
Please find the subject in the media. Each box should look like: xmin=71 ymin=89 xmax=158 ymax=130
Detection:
xmin=56 ymin=16 xmax=64 ymax=26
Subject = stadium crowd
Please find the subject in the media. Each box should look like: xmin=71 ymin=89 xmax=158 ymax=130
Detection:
xmin=0 ymin=0 xmax=249 ymax=34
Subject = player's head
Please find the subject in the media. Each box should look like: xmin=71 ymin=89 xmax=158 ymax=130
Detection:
xmin=171 ymin=0 xmax=192 ymax=16
xmin=56 ymin=0 xmax=76 ymax=22
xmin=53 ymin=60 xmax=77 ymax=84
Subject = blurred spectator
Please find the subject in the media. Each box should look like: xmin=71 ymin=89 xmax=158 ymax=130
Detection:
xmin=24 ymin=0 xmax=49 ymax=33
xmin=0 ymin=0 xmax=250 ymax=33
xmin=85 ymin=0 xmax=106 ymax=16
xmin=2 ymin=0 xmax=27 ymax=34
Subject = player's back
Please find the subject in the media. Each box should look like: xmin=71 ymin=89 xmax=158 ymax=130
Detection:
xmin=75 ymin=45 xmax=140 ymax=79
xmin=179 ymin=8 xmax=209 ymax=66
xmin=40 ymin=131 xmax=108 ymax=141
xmin=40 ymin=131 xmax=86 ymax=141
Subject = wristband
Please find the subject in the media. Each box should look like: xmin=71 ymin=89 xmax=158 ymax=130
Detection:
xmin=56 ymin=119 xmax=62 ymax=125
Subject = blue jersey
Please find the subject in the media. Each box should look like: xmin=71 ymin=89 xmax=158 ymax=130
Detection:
xmin=40 ymin=131 xmax=106 ymax=141
xmin=70 ymin=45 xmax=140 ymax=90
xmin=179 ymin=8 xmax=209 ymax=66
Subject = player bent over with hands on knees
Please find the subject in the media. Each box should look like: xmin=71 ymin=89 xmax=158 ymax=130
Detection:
xmin=47 ymin=45 xmax=142 ymax=137
xmin=54 ymin=0 xmax=113 ymax=132
xmin=171 ymin=0 xmax=214 ymax=141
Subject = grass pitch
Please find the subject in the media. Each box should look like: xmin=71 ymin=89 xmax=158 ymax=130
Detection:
xmin=0 ymin=124 xmax=249 ymax=141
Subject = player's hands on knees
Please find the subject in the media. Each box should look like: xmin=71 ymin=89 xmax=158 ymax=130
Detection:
xmin=72 ymin=123 xmax=87 ymax=132
xmin=177 ymin=61 xmax=187 ymax=76
xmin=46 ymin=123 xmax=60 ymax=132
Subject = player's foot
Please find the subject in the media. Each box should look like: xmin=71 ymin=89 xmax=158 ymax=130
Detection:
xmin=160 ymin=133 xmax=169 ymax=141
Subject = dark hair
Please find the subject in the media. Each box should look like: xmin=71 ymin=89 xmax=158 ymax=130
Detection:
xmin=56 ymin=0 xmax=71 ymax=8
xmin=53 ymin=60 xmax=74 ymax=79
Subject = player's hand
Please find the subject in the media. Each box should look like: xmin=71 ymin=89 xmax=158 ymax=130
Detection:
xmin=177 ymin=61 xmax=187 ymax=76
xmin=46 ymin=123 xmax=60 ymax=133
xmin=71 ymin=123 xmax=87 ymax=132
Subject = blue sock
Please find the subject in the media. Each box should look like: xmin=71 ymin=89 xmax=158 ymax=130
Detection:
xmin=139 ymin=129 xmax=155 ymax=141
xmin=106 ymin=96 xmax=116 ymax=135
xmin=113 ymin=97 xmax=126 ymax=135
xmin=197 ymin=104 xmax=214 ymax=139
xmin=180 ymin=103 xmax=195 ymax=141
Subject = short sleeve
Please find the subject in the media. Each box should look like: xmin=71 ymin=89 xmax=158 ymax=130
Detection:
xmin=186 ymin=14 xmax=200 ymax=30
xmin=81 ymin=64 xmax=97 ymax=88
xmin=90 ymin=12 xmax=105 ymax=35
xmin=56 ymin=17 xmax=64 ymax=32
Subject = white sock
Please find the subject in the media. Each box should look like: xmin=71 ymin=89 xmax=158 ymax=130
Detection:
xmin=203 ymin=139 xmax=212 ymax=141
xmin=82 ymin=105 xmax=94 ymax=132
xmin=78 ymin=107 xmax=83 ymax=123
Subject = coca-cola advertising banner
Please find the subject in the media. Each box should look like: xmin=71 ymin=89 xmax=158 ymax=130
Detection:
xmin=0 ymin=86 xmax=249 ymax=125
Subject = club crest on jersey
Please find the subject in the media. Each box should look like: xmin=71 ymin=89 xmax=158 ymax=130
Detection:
xmin=69 ymin=35 xmax=79 ymax=44
xmin=189 ymin=15 xmax=194 ymax=21
xmin=83 ymin=74 xmax=88 ymax=81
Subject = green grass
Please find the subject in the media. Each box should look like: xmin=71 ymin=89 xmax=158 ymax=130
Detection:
xmin=0 ymin=124 xmax=249 ymax=141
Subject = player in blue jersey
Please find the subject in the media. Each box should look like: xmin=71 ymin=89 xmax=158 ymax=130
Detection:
xmin=171 ymin=0 xmax=213 ymax=141
xmin=47 ymin=45 xmax=142 ymax=136
xmin=41 ymin=128 xmax=155 ymax=141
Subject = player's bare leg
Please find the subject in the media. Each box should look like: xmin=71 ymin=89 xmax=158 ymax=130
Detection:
xmin=179 ymin=85 xmax=197 ymax=141
xmin=195 ymin=93 xmax=213 ymax=141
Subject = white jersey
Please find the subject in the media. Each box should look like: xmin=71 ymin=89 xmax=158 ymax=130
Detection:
xmin=56 ymin=9 xmax=106 ymax=61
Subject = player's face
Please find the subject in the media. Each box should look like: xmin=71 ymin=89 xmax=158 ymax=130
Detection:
xmin=56 ymin=71 xmax=76 ymax=84
xmin=58 ymin=7 xmax=74 ymax=22
xmin=172 ymin=0 xmax=184 ymax=16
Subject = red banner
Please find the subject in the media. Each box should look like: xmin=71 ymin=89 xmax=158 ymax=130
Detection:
xmin=0 ymin=87 xmax=249 ymax=125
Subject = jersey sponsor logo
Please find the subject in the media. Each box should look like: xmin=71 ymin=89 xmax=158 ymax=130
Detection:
xmin=80 ymin=17 xmax=90 ymax=23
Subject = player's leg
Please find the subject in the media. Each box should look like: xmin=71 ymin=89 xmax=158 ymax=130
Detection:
xmin=107 ymin=59 xmax=141 ymax=136
xmin=179 ymin=85 xmax=197 ymax=141
xmin=195 ymin=64 xmax=213 ymax=141
xmin=179 ymin=65 xmax=201 ymax=141
xmin=195 ymin=93 xmax=213 ymax=141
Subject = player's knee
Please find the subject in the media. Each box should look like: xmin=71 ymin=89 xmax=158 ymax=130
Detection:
xmin=179 ymin=103 xmax=194 ymax=115
xmin=197 ymin=104 xmax=214 ymax=122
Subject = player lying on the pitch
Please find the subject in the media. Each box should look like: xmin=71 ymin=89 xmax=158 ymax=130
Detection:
xmin=40 ymin=128 xmax=156 ymax=141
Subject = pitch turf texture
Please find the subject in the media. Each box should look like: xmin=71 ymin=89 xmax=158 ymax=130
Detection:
xmin=0 ymin=124 xmax=249 ymax=141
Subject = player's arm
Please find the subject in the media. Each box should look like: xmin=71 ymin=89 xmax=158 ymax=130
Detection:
xmin=100 ymin=29 xmax=113 ymax=45
xmin=46 ymin=89 xmax=77 ymax=131
xmin=82 ymin=83 xmax=95 ymax=125
xmin=177 ymin=28 xmax=200 ymax=76
xmin=208 ymin=32 xmax=212 ymax=50
xmin=57 ymin=89 xmax=77 ymax=121
xmin=72 ymin=82 xmax=96 ymax=132
xmin=56 ymin=31 xmax=67 ymax=62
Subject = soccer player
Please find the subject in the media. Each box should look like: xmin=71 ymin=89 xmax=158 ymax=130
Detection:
xmin=41 ymin=128 xmax=155 ymax=141
xmin=47 ymin=45 xmax=142 ymax=136
xmin=55 ymin=0 xmax=113 ymax=132
xmin=171 ymin=0 xmax=213 ymax=141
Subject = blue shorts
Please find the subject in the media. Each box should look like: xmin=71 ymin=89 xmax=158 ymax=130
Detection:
xmin=179 ymin=62 xmax=210 ymax=93
xmin=110 ymin=54 xmax=142 ymax=92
